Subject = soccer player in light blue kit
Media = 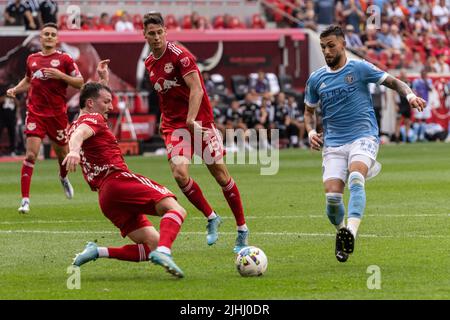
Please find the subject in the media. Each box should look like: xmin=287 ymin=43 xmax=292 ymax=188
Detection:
xmin=304 ymin=25 xmax=426 ymax=262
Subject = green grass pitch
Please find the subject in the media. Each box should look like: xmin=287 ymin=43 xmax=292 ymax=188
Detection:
xmin=0 ymin=143 xmax=449 ymax=299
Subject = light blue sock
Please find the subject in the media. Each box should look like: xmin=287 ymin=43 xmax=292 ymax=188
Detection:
xmin=325 ymin=193 xmax=345 ymax=228
xmin=348 ymin=172 xmax=366 ymax=219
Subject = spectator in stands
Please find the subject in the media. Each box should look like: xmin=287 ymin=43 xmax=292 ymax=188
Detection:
xmin=342 ymin=0 xmax=364 ymax=33
xmin=405 ymin=0 xmax=419 ymax=16
xmin=165 ymin=14 xmax=179 ymax=30
xmin=345 ymin=24 xmax=366 ymax=56
xmin=225 ymin=100 xmax=247 ymax=151
xmin=202 ymin=72 xmax=215 ymax=95
xmin=97 ymin=12 xmax=114 ymax=31
xmin=4 ymin=0 xmax=26 ymax=26
xmin=377 ymin=23 xmax=394 ymax=53
xmin=412 ymin=69 xmax=433 ymax=141
xmin=210 ymin=95 xmax=226 ymax=138
xmin=409 ymin=52 xmax=425 ymax=72
xmin=80 ymin=13 xmax=96 ymax=30
xmin=250 ymin=70 xmax=269 ymax=96
xmin=432 ymin=0 xmax=449 ymax=28
xmin=115 ymin=10 xmax=134 ymax=32
xmin=387 ymin=24 xmax=406 ymax=56
xmin=195 ymin=16 xmax=212 ymax=30
xmin=434 ymin=54 xmax=450 ymax=74
xmin=432 ymin=37 xmax=450 ymax=64
xmin=315 ymin=0 xmax=334 ymax=26
xmin=24 ymin=0 xmax=40 ymax=30
xmin=39 ymin=0 xmax=57 ymax=25
xmin=293 ymin=0 xmax=317 ymax=31
xmin=285 ymin=94 xmax=306 ymax=148
xmin=362 ymin=24 xmax=384 ymax=54
xmin=240 ymin=92 xmax=260 ymax=129
xmin=409 ymin=10 xmax=430 ymax=32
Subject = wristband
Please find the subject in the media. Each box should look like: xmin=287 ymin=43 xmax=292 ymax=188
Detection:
xmin=308 ymin=129 xmax=317 ymax=139
xmin=406 ymin=93 xmax=417 ymax=103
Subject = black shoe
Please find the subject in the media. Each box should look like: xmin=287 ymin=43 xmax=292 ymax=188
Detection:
xmin=337 ymin=227 xmax=355 ymax=254
xmin=335 ymin=232 xmax=349 ymax=262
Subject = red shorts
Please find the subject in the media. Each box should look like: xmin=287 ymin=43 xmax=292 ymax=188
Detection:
xmin=98 ymin=171 xmax=176 ymax=237
xmin=24 ymin=111 xmax=68 ymax=146
xmin=162 ymin=123 xmax=225 ymax=163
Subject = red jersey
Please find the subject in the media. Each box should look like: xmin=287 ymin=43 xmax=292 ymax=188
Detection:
xmin=26 ymin=50 xmax=81 ymax=117
xmin=67 ymin=113 xmax=129 ymax=191
xmin=144 ymin=41 xmax=214 ymax=132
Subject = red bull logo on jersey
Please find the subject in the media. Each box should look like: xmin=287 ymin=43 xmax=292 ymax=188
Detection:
xmin=32 ymin=69 xmax=48 ymax=80
xmin=154 ymin=77 xmax=181 ymax=93
xmin=164 ymin=63 xmax=174 ymax=74
xmin=51 ymin=59 xmax=60 ymax=67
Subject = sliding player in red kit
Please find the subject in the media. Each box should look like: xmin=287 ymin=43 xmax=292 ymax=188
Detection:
xmin=143 ymin=12 xmax=249 ymax=253
xmin=7 ymin=23 xmax=84 ymax=214
xmin=64 ymin=61 xmax=186 ymax=278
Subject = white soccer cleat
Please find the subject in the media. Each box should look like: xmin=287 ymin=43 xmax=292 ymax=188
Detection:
xmin=18 ymin=198 xmax=30 ymax=214
xmin=60 ymin=176 xmax=74 ymax=199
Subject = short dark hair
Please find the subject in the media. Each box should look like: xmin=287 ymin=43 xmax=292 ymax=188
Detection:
xmin=79 ymin=82 xmax=112 ymax=109
xmin=320 ymin=25 xmax=345 ymax=39
xmin=42 ymin=22 xmax=58 ymax=30
xmin=143 ymin=12 xmax=164 ymax=29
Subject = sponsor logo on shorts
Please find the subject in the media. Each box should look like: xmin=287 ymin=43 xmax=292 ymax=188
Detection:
xmin=27 ymin=122 xmax=36 ymax=131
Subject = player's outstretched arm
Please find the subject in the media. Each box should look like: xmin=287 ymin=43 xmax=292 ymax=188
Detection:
xmin=304 ymin=105 xmax=323 ymax=151
xmin=381 ymin=75 xmax=426 ymax=111
xmin=7 ymin=77 xmax=31 ymax=98
xmin=62 ymin=124 xmax=94 ymax=172
xmin=97 ymin=59 xmax=110 ymax=86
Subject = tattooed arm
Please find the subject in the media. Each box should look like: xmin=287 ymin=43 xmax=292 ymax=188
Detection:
xmin=381 ymin=75 xmax=426 ymax=111
xmin=304 ymin=105 xmax=323 ymax=151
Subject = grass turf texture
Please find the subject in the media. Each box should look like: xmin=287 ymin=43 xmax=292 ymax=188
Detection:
xmin=0 ymin=143 xmax=449 ymax=299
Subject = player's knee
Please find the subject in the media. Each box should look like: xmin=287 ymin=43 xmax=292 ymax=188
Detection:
xmin=25 ymin=151 xmax=37 ymax=162
xmin=172 ymin=168 xmax=189 ymax=186
xmin=348 ymin=171 xmax=365 ymax=189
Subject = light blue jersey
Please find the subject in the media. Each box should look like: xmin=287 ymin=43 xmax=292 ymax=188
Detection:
xmin=305 ymin=59 xmax=388 ymax=147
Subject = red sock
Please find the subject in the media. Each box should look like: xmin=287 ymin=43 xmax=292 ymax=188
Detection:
xmin=107 ymin=243 xmax=151 ymax=262
xmin=158 ymin=210 xmax=185 ymax=250
xmin=21 ymin=160 xmax=35 ymax=198
xmin=180 ymin=178 xmax=213 ymax=218
xmin=222 ymin=178 xmax=246 ymax=226
xmin=59 ymin=159 xmax=68 ymax=179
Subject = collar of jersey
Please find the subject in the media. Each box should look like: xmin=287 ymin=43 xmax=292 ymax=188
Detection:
xmin=326 ymin=57 xmax=350 ymax=74
xmin=152 ymin=41 xmax=168 ymax=61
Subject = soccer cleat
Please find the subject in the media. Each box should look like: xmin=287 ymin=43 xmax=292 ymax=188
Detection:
xmin=72 ymin=242 xmax=99 ymax=267
xmin=60 ymin=176 xmax=74 ymax=199
xmin=149 ymin=251 xmax=184 ymax=278
xmin=18 ymin=198 xmax=30 ymax=214
xmin=206 ymin=215 xmax=222 ymax=246
xmin=233 ymin=229 xmax=249 ymax=254
xmin=337 ymin=227 xmax=355 ymax=254
xmin=335 ymin=231 xmax=349 ymax=262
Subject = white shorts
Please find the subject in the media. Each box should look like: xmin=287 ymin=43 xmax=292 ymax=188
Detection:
xmin=322 ymin=136 xmax=382 ymax=183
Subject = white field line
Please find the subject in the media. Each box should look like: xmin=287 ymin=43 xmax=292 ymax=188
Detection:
xmin=0 ymin=230 xmax=449 ymax=239
xmin=0 ymin=213 xmax=448 ymax=225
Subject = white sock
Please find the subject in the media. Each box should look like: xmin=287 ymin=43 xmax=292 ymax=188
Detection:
xmin=97 ymin=247 xmax=109 ymax=258
xmin=157 ymin=246 xmax=171 ymax=255
xmin=237 ymin=224 xmax=248 ymax=232
xmin=207 ymin=212 xmax=217 ymax=220
xmin=22 ymin=197 xmax=30 ymax=203
xmin=347 ymin=218 xmax=361 ymax=237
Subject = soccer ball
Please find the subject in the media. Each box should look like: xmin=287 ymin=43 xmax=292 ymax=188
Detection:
xmin=235 ymin=246 xmax=268 ymax=277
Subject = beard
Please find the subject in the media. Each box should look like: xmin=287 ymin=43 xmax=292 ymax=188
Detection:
xmin=325 ymin=54 xmax=341 ymax=68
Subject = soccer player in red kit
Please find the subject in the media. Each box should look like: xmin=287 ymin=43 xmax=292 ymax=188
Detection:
xmin=64 ymin=72 xmax=186 ymax=278
xmin=143 ymin=12 xmax=249 ymax=253
xmin=7 ymin=22 xmax=84 ymax=214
